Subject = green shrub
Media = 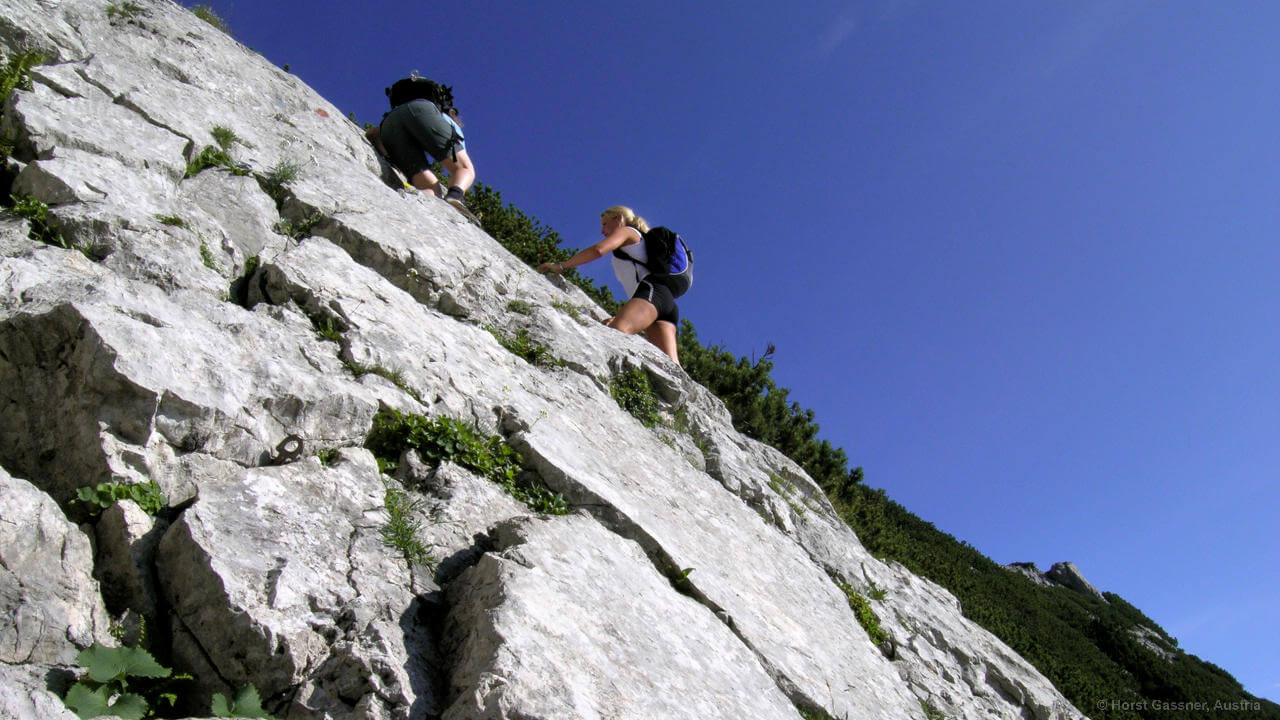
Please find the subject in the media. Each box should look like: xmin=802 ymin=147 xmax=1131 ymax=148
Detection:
xmin=106 ymin=3 xmax=145 ymax=23
xmin=259 ymin=158 xmax=301 ymax=205
xmin=342 ymin=361 xmax=421 ymax=403
xmin=7 ymin=193 xmax=66 ymax=247
xmin=189 ymin=4 xmax=229 ymax=34
xmin=62 ymin=642 xmax=187 ymax=720
xmin=210 ymin=125 xmax=241 ymax=151
xmin=72 ymin=481 xmax=166 ymax=517
xmin=609 ymin=369 xmax=661 ymax=428
xmin=199 ymin=239 xmax=218 ymax=270
xmin=381 ymin=485 xmax=434 ymax=567
xmin=0 ymin=49 xmax=44 ymax=107
xmin=211 ymin=684 xmax=273 ymax=718
xmin=273 ymin=211 xmax=323 ymax=240
xmin=310 ymin=314 xmax=342 ymax=342
xmin=488 ymin=327 xmax=561 ymax=367
xmin=836 ymin=580 xmax=890 ymax=647
xmin=184 ymin=145 xmax=245 ymax=178
xmin=155 ymin=214 xmax=188 ymax=228
xmin=506 ymin=299 xmax=534 ymax=315
xmin=365 ymin=409 xmax=567 ymax=515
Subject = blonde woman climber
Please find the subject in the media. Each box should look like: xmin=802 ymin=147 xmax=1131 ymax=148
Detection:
xmin=539 ymin=206 xmax=687 ymax=365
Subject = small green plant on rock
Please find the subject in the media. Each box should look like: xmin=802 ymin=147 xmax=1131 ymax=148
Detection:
xmin=189 ymin=4 xmax=230 ymax=34
xmin=155 ymin=214 xmax=188 ymax=228
xmin=797 ymin=706 xmax=841 ymax=720
xmin=610 ymin=368 xmax=662 ymax=428
xmin=311 ymin=314 xmax=342 ymax=342
xmin=663 ymin=564 xmax=697 ymax=597
xmin=210 ymin=124 xmax=242 ymax=151
xmin=365 ymin=409 xmax=568 ymax=515
xmin=199 ymin=239 xmax=218 ymax=270
xmin=0 ymin=49 xmax=45 ymax=106
xmin=506 ymin=299 xmax=534 ymax=315
xmin=381 ymin=485 xmax=435 ymax=568
xmin=62 ymin=642 xmax=189 ymax=720
xmin=184 ymin=145 xmax=246 ymax=178
xmin=106 ymin=2 xmax=144 ymax=23
xmin=72 ymin=481 xmax=166 ymax=517
xmin=273 ymin=210 xmax=324 ymax=239
xmin=343 ymin=361 xmax=422 ymax=403
xmin=8 ymin=193 xmax=64 ymax=246
xmin=260 ymin=158 xmax=301 ymax=205
xmin=211 ymin=684 xmax=274 ymax=718
xmin=487 ymin=326 xmax=561 ymax=367
xmin=836 ymin=579 xmax=890 ymax=647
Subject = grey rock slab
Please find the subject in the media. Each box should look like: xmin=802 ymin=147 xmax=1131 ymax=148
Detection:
xmin=786 ymin=506 xmax=1088 ymax=720
xmin=156 ymin=450 xmax=438 ymax=719
xmin=443 ymin=513 xmax=803 ymax=720
xmin=0 ymin=662 xmax=80 ymax=720
xmin=93 ymin=498 xmax=167 ymax=621
xmin=1045 ymin=561 xmax=1106 ymax=602
xmin=0 ymin=467 xmax=111 ymax=666
xmin=514 ymin=404 xmax=923 ymax=720
xmin=0 ymin=254 xmax=380 ymax=504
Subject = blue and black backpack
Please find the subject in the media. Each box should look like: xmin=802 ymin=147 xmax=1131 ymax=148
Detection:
xmin=614 ymin=226 xmax=694 ymax=298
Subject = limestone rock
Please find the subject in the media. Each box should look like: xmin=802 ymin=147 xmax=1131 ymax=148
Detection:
xmin=1004 ymin=561 xmax=1055 ymax=587
xmin=0 ymin=467 xmax=111 ymax=666
xmin=1045 ymin=561 xmax=1106 ymax=602
xmin=155 ymin=450 xmax=438 ymax=718
xmin=443 ymin=514 xmax=803 ymax=720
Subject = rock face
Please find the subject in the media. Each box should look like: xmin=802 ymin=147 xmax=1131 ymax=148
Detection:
xmin=1045 ymin=562 xmax=1107 ymax=602
xmin=0 ymin=2 xmax=1089 ymax=719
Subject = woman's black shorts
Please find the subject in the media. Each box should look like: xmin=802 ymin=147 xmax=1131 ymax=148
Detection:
xmin=633 ymin=278 xmax=680 ymax=326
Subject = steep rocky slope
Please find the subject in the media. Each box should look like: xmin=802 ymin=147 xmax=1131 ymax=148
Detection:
xmin=0 ymin=2 xmax=1088 ymax=719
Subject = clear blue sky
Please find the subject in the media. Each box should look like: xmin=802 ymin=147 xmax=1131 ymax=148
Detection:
xmin=193 ymin=0 xmax=1278 ymax=698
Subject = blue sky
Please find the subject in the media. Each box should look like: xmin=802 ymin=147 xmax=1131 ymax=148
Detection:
xmin=192 ymin=0 xmax=1278 ymax=697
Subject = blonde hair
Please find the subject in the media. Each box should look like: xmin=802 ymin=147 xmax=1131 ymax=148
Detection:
xmin=602 ymin=205 xmax=650 ymax=234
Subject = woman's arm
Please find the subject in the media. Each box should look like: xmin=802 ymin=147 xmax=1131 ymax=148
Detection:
xmin=539 ymin=227 xmax=640 ymax=274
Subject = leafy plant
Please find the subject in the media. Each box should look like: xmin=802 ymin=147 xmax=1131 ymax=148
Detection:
xmin=342 ymin=361 xmax=422 ymax=403
xmin=0 ymin=49 xmax=45 ymax=107
xmin=184 ymin=145 xmax=246 ymax=178
xmin=211 ymin=684 xmax=274 ymax=718
xmin=609 ymin=368 xmax=662 ymax=428
xmin=155 ymin=214 xmax=188 ymax=228
xmin=836 ymin=580 xmax=890 ymax=647
xmin=365 ymin=409 xmax=567 ymax=515
xmin=506 ymin=299 xmax=534 ymax=315
xmin=488 ymin=326 xmax=561 ymax=367
xmin=199 ymin=239 xmax=218 ymax=270
xmin=316 ymin=447 xmax=340 ymax=466
xmin=62 ymin=642 xmax=186 ymax=720
xmin=380 ymin=485 xmax=435 ymax=567
xmin=8 ymin=193 xmax=64 ymax=246
xmin=664 ymin=565 xmax=696 ymax=597
xmin=72 ymin=481 xmax=166 ymax=517
xmin=106 ymin=2 xmax=144 ymax=22
xmin=259 ymin=158 xmax=301 ymax=205
xmin=273 ymin=211 xmax=323 ymax=239
xmin=189 ymin=4 xmax=229 ymax=34
xmin=311 ymin=314 xmax=342 ymax=342
xmin=210 ymin=125 xmax=241 ymax=151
